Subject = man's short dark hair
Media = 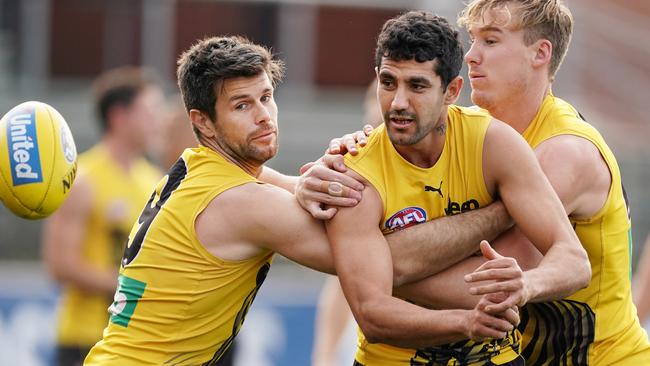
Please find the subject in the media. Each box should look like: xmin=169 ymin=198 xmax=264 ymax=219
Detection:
xmin=176 ymin=36 xmax=285 ymax=124
xmin=92 ymin=66 xmax=160 ymax=132
xmin=375 ymin=11 xmax=464 ymax=89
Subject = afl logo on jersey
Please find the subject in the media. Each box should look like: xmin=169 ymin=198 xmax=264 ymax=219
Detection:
xmin=385 ymin=206 xmax=427 ymax=231
xmin=6 ymin=108 xmax=42 ymax=185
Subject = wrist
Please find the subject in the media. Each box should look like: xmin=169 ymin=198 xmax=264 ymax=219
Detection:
xmin=520 ymin=271 xmax=534 ymax=305
xmin=448 ymin=309 xmax=471 ymax=339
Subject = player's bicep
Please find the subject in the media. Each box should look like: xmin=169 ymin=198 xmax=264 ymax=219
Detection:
xmin=246 ymin=184 xmax=334 ymax=273
xmin=325 ymin=185 xmax=391 ymax=313
xmin=484 ymin=121 xmax=572 ymax=254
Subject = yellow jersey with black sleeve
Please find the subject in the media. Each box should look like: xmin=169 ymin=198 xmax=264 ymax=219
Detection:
xmin=56 ymin=143 xmax=160 ymax=348
xmin=518 ymin=93 xmax=650 ymax=365
xmin=84 ymin=146 xmax=274 ymax=366
xmin=345 ymin=105 xmax=521 ymax=366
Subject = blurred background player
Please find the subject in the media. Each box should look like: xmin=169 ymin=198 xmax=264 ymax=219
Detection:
xmin=156 ymin=95 xmax=199 ymax=169
xmin=41 ymin=67 xmax=164 ymax=366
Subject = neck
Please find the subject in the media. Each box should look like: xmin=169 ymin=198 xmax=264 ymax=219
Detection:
xmin=201 ymin=138 xmax=263 ymax=178
xmin=394 ymin=117 xmax=447 ymax=169
xmin=102 ymin=134 xmax=141 ymax=172
xmin=490 ymin=82 xmax=551 ymax=134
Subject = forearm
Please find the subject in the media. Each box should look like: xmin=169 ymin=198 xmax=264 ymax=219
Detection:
xmin=53 ymin=262 xmax=118 ymax=295
xmin=394 ymin=228 xmax=543 ymax=309
xmin=356 ymin=294 xmax=469 ymax=348
xmin=634 ymin=281 xmax=650 ymax=325
xmin=524 ymin=241 xmax=591 ymax=302
xmin=259 ymin=166 xmax=298 ymax=193
xmin=395 ymin=257 xmax=483 ymax=310
xmin=387 ymin=201 xmax=512 ymax=286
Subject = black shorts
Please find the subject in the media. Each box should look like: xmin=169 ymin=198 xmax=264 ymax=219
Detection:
xmin=56 ymin=345 xmax=90 ymax=366
xmin=353 ymin=355 xmax=525 ymax=366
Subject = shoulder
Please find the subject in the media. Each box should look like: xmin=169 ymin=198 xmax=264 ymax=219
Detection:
xmin=77 ymin=145 xmax=106 ymax=173
xmin=534 ymin=135 xmax=608 ymax=180
xmin=54 ymin=174 xmax=94 ymax=216
xmin=484 ymin=117 xmax=527 ymax=146
xmin=138 ymin=158 xmax=163 ymax=180
xmin=448 ymin=104 xmax=492 ymax=124
xmin=345 ymin=124 xmax=386 ymax=163
xmin=482 ymin=117 xmax=541 ymax=184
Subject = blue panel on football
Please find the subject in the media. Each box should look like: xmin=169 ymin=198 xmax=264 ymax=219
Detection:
xmin=6 ymin=106 xmax=42 ymax=186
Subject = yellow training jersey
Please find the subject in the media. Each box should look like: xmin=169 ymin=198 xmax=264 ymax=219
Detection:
xmin=84 ymin=146 xmax=274 ymax=365
xmin=57 ymin=143 xmax=160 ymax=348
xmin=345 ymin=105 xmax=521 ymax=366
xmin=518 ymin=93 xmax=650 ymax=365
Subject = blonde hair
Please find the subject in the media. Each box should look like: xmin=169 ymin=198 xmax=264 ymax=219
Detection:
xmin=458 ymin=0 xmax=573 ymax=80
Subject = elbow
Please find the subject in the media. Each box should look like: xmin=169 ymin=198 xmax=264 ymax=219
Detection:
xmin=573 ymin=248 xmax=592 ymax=291
xmin=358 ymin=320 xmax=389 ymax=344
xmin=355 ymin=301 xmax=393 ymax=344
xmin=43 ymin=252 xmax=76 ymax=285
xmin=46 ymin=262 xmax=70 ymax=284
xmin=579 ymin=258 xmax=592 ymax=290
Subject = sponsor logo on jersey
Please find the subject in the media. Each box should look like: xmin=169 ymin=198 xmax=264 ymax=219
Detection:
xmin=424 ymin=180 xmax=443 ymax=197
xmin=6 ymin=109 xmax=42 ymax=186
xmin=444 ymin=198 xmax=480 ymax=216
xmin=385 ymin=206 xmax=427 ymax=231
xmin=109 ymin=274 xmax=146 ymax=327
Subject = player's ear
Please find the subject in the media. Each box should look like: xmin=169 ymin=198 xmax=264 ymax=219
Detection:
xmin=443 ymin=76 xmax=463 ymax=105
xmin=532 ymin=39 xmax=552 ymax=70
xmin=189 ymin=110 xmax=216 ymax=138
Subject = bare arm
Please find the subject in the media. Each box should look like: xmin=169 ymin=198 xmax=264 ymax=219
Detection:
xmin=533 ymin=135 xmax=611 ymax=219
xmin=259 ymin=165 xmax=298 ymax=193
xmin=198 ymin=182 xmax=335 ymax=273
xmin=394 ymin=227 xmax=542 ymax=309
xmin=325 ymin=178 xmax=516 ymax=348
xmin=394 ymin=134 xmax=605 ymax=310
xmin=311 ymin=276 xmax=353 ymax=366
xmin=41 ymin=177 xmax=117 ymax=295
xmin=467 ymin=120 xmax=590 ymax=310
xmin=265 ymin=154 xmax=512 ymax=285
xmin=386 ymin=200 xmax=511 ymax=286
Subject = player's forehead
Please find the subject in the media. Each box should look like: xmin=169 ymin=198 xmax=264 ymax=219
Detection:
xmin=378 ymin=58 xmax=440 ymax=84
xmin=466 ymin=3 xmax=522 ymax=36
xmin=217 ymin=72 xmax=273 ymax=101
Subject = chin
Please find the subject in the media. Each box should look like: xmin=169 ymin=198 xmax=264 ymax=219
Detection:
xmin=470 ymin=91 xmax=494 ymax=111
xmin=257 ymin=147 xmax=278 ymax=164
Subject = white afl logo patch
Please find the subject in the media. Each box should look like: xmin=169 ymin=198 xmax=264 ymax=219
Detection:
xmin=385 ymin=206 xmax=427 ymax=231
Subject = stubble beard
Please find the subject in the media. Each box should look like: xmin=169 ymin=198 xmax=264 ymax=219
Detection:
xmin=385 ymin=114 xmax=434 ymax=146
xmin=216 ymin=134 xmax=278 ymax=167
